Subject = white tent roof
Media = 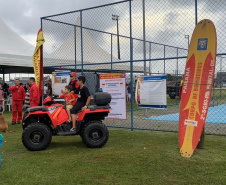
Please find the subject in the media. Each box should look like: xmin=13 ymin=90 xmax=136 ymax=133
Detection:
xmin=45 ymin=20 xmax=146 ymax=72
xmin=0 ymin=17 xmax=34 ymax=56
xmin=0 ymin=17 xmax=35 ymax=73
xmin=0 ymin=17 xmax=146 ymax=73
xmin=51 ymin=24 xmax=119 ymax=64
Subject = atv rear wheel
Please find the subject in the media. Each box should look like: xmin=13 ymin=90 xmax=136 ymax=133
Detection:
xmin=22 ymin=123 xmax=52 ymax=151
xmin=81 ymin=121 xmax=109 ymax=148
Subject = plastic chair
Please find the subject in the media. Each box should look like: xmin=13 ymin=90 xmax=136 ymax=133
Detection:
xmin=5 ymin=97 xmax=12 ymax=111
xmin=0 ymin=134 xmax=3 ymax=168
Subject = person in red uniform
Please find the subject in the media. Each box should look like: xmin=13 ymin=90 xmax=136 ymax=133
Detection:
xmin=29 ymin=77 xmax=40 ymax=107
xmin=8 ymin=79 xmax=25 ymax=125
xmin=61 ymin=72 xmax=79 ymax=101
xmin=69 ymin=72 xmax=79 ymax=93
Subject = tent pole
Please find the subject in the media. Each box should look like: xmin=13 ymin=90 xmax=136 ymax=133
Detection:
xmin=2 ymin=68 xmax=4 ymax=82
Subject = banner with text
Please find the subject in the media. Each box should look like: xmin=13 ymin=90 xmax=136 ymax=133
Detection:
xmin=99 ymin=73 xmax=127 ymax=120
xmin=33 ymin=29 xmax=45 ymax=96
xmin=136 ymin=76 xmax=167 ymax=109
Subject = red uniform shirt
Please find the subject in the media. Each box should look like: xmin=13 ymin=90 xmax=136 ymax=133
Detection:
xmin=30 ymin=83 xmax=40 ymax=105
xmin=59 ymin=93 xmax=76 ymax=106
xmin=70 ymin=80 xmax=79 ymax=99
xmin=70 ymin=80 xmax=79 ymax=90
xmin=8 ymin=86 xmax=25 ymax=101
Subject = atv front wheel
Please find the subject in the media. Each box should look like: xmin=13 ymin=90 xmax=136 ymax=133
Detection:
xmin=22 ymin=123 xmax=52 ymax=151
xmin=81 ymin=121 xmax=109 ymax=148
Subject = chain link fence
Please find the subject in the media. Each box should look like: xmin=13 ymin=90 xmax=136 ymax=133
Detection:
xmin=41 ymin=0 xmax=226 ymax=135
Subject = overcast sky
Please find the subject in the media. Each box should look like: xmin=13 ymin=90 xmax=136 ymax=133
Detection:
xmin=0 ymin=0 xmax=121 ymax=45
xmin=1 ymin=0 xmax=226 ymax=80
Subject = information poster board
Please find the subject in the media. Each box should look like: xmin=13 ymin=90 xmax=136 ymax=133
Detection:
xmin=99 ymin=73 xmax=127 ymax=120
xmin=52 ymin=71 xmax=71 ymax=95
xmin=135 ymin=76 xmax=167 ymax=109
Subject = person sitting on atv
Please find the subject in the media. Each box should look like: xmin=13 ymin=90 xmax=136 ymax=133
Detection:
xmin=70 ymin=76 xmax=91 ymax=132
xmin=59 ymin=85 xmax=76 ymax=123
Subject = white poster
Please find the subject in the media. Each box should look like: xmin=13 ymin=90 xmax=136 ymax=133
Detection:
xmin=136 ymin=76 xmax=167 ymax=109
xmin=52 ymin=71 xmax=71 ymax=96
xmin=99 ymin=73 xmax=127 ymax=120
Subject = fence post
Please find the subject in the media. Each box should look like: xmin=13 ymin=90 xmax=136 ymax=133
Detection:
xmin=176 ymin=47 xmax=179 ymax=105
xmin=111 ymin=34 xmax=113 ymax=73
xmin=195 ymin=0 xmax=198 ymax=25
xmin=220 ymin=56 xmax=222 ymax=99
xmin=40 ymin=18 xmax=44 ymax=105
xmin=142 ymin=0 xmax=147 ymax=76
xmin=197 ymin=127 xmax=205 ymax=149
xmin=149 ymin=42 xmax=151 ymax=75
xmin=164 ymin=45 xmax=166 ymax=74
xmin=129 ymin=0 xmax=134 ymax=131
xmin=80 ymin=11 xmax=84 ymax=75
xmin=74 ymin=26 xmax=77 ymax=71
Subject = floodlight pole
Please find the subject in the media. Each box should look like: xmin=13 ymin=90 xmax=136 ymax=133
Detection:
xmin=112 ymin=14 xmax=121 ymax=60
xmin=185 ymin=35 xmax=189 ymax=49
xmin=142 ymin=0 xmax=147 ymax=76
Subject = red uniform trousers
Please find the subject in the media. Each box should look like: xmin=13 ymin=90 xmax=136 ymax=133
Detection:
xmin=12 ymin=100 xmax=23 ymax=122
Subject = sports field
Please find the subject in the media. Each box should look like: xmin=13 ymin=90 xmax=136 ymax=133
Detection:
xmin=1 ymin=111 xmax=226 ymax=185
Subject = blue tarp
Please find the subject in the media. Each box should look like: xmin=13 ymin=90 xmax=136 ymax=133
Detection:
xmin=145 ymin=104 xmax=226 ymax=124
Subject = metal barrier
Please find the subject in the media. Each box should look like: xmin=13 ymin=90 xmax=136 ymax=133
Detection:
xmin=41 ymin=0 xmax=226 ymax=135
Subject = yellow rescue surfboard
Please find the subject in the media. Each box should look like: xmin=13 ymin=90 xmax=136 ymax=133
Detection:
xmin=179 ymin=19 xmax=217 ymax=158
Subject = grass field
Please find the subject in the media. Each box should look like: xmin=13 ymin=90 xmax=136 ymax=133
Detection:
xmin=1 ymin=112 xmax=226 ymax=185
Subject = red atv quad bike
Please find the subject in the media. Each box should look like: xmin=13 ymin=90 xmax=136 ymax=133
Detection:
xmin=22 ymin=92 xmax=111 ymax=151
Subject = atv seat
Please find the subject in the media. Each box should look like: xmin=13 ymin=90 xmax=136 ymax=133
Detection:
xmin=77 ymin=104 xmax=110 ymax=113
xmin=27 ymin=106 xmax=49 ymax=112
xmin=88 ymin=104 xmax=110 ymax=111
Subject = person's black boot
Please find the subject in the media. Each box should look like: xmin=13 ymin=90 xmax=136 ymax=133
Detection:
xmin=11 ymin=122 xmax=16 ymax=125
xmin=17 ymin=122 xmax=21 ymax=124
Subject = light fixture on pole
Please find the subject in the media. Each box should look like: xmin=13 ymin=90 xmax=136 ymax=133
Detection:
xmin=112 ymin=14 xmax=120 ymax=60
xmin=185 ymin=35 xmax=190 ymax=49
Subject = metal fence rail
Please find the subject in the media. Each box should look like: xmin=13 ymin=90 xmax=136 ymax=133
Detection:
xmin=41 ymin=0 xmax=226 ymax=135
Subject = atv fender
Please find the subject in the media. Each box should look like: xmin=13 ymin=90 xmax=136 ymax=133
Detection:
xmin=77 ymin=108 xmax=110 ymax=122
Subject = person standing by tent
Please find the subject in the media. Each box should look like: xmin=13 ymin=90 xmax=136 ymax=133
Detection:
xmin=47 ymin=80 xmax=52 ymax=96
xmin=24 ymin=83 xmax=31 ymax=109
xmin=43 ymin=84 xmax=48 ymax=98
xmin=0 ymin=83 xmax=4 ymax=112
xmin=127 ymin=83 xmax=131 ymax=103
xmin=29 ymin=77 xmax=40 ymax=107
xmin=8 ymin=78 xmax=25 ymax=125
xmin=3 ymin=83 xmax=9 ymax=99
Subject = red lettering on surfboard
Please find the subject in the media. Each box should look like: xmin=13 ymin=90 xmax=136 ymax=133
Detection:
xmin=199 ymin=53 xmax=215 ymax=121
xmin=182 ymin=54 xmax=195 ymax=94
xmin=194 ymin=62 xmax=202 ymax=91
xmin=188 ymin=102 xmax=196 ymax=119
